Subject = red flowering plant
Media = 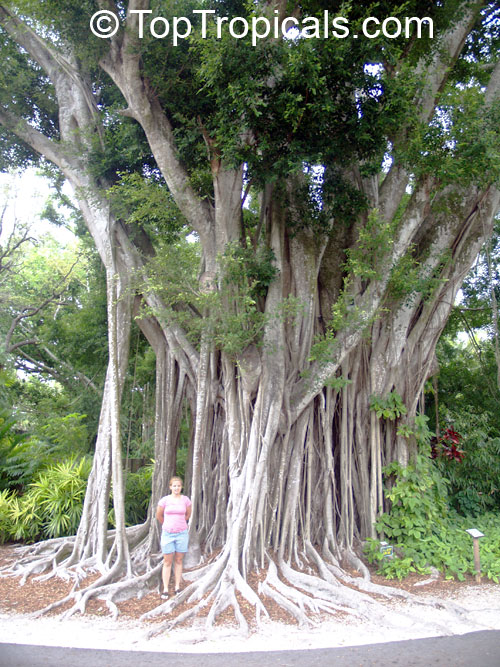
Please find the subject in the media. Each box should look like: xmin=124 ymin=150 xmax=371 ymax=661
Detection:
xmin=431 ymin=427 xmax=465 ymax=462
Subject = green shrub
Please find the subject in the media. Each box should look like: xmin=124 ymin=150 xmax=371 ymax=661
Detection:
xmin=0 ymin=489 xmax=15 ymax=544
xmin=40 ymin=413 xmax=89 ymax=459
xmin=29 ymin=456 xmax=92 ymax=538
xmin=365 ymin=452 xmax=500 ymax=581
xmin=6 ymin=456 xmax=92 ymax=542
xmin=434 ymin=412 xmax=500 ymax=515
xmin=0 ymin=408 xmax=91 ymax=493
xmin=8 ymin=491 xmax=40 ymax=542
xmin=0 ymin=409 xmax=32 ymax=491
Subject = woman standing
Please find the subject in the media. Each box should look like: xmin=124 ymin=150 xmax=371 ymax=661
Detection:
xmin=156 ymin=476 xmax=192 ymax=599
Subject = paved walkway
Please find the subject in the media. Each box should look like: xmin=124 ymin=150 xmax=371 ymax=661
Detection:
xmin=1 ymin=630 xmax=499 ymax=666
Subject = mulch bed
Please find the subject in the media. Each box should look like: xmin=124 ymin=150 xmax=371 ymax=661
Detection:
xmin=0 ymin=542 xmax=489 ymax=628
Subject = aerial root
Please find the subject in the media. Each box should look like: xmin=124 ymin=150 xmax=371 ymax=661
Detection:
xmin=279 ymin=555 xmax=374 ymax=619
xmin=262 ymin=558 xmax=363 ymax=627
xmin=141 ymin=552 xmax=232 ymax=636
xmin=1 ymin=538 xmax=76 ymax=583
xmin=23 ymin=552 xmax=158 ymax=621
xmin=206 ymin=580 xmax=248 ymax=634
xmin=59 ymin=563 xmax=163 ymax=621
xmin=320 ymin=544 xmax=471 ymax=619
xmin=143 ymin=584 xmax=216 ymax=638
xmin=318 ymin=542 xmax=413 ymax=600
xmin=258 ymin=560 xmax=320 ymax=627
xmin=145 ymin=551 xmax=372 ymax=638
xmin=143 ymin=557 xmax=270 ymax=636
xmin=205 ymin=564 xmax=269 ymax=634
xmin=56 ymin=558 xmax=162 ymax=620
xmin=2 ymin=534 xmax=479 ymax=635
xmin=316 ymin=544 xmax=474 ymax=633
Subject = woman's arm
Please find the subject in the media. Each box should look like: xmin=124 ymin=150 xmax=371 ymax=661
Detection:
xmin=185 ymin=503 xmax=192 ymax=523
xmin=156 ymin=504 xmax=164 ymax=525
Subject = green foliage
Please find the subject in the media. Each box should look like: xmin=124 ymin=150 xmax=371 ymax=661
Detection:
xmin=124 ymin=464 xmax=153 ymax=526
xmin=405 ymin=86 xmax=500 ymax=191
xmin=387 ymin=245 xmax=450 ymax=306
xmin=221 ymin=243 xmax=278 ymax=300
xmin=309 ymin=277 xmax=374 ymax=364
xmin=0 ymin=200 xmax=109 ymax=452
xmin=310 ymin=207 xmax=405 ymax=361
xmin=365 ymin=450 xmax=500 ymax=581
xmin=12 ymin=377 xmax=98 ymax=456
xmin=0 ymin=407 xmax=34 ymax=491
xmin=0 ymin=384 xmax=91 ymax=493
xmin=0 ymin=18 xmax=58 ymax=170
xmin=370 ymin=391 xmax=407 ymax=420
xmin=5 ymin=456 xmax=91 ymax=542
xmin=366 ymin=509 xmax=500 ymax=583
xmin=208 ymin=242 xmax=278 ymax=356
xmin=431 ymin=323 xmax=500 ymax=516
xmin=364 ymin=540 xmax=425 ymax=580
xmin=475 ymin=513 xmax=500 ymax=583
xmin=40 ymin=413 xmax=88 ymax=459
xmin=323 ymin=375 xmax=352 ymax=391
xmin=434 ymin=337 xmax=500 ymax=429
xmin=0 ymin=489 xmax=14 ymax=544
xmin=144 ymin=237 xmax=277 ymax=356
xmin=378 ymin=455 xmax=450 ymax=541
xmin=345 ymin=209 xmax=394 ymax=281
xmin=107 ymin=172 xmax=184 ymax=243
xmin=185 ymin=1 xmax=431 ymax=187
xmin=434 ymin=412 xmax=500 ymax=515
xmin=175 ymin=445 xmax=189 ymax=482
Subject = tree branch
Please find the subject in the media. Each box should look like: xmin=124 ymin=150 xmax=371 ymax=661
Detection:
xmin=0 ymin=106 xmax=69 ymax=172
xmin=0 ymin=5 xmax=104 ymax=147
xmin=38 ymin=344 xmax=101 ymax=393
xmin=379 ymin=0 xmax=486 ymax=224
xmin=0 ymin=4 xmax=62 ymax=79
xmin=4 ymin=254 xmax=81 ymax=353
xmin=414 ymin=1 xmax=485 ymax=123
xmin=98 ymin=1 xmax=215 ymax=249
xmin=485 ymin=59 xmax=500 ymax=106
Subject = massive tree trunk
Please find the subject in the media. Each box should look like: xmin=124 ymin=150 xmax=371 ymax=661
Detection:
xmin=1 ymin=0 xmax=499 ymax=631
xmin=144 ymin=178 xmax=499 ymax=630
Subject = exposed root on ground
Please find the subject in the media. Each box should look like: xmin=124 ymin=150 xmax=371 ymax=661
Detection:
xmin=140 ymin=545 xmax=472 ymax=638
xmin=1 ymin=535 xmax=475 ymax=637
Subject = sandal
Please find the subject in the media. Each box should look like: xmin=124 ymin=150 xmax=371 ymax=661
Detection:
xmin=160 ymin=592 xmax=169 ymax=600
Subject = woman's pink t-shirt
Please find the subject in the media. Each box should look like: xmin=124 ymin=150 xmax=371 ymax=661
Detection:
xmin=158 ymin=495 xmax=191 ymax=533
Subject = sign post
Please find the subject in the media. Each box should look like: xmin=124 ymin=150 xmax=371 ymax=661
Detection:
xmin=465 ymin=528 xmax=485 ymax=583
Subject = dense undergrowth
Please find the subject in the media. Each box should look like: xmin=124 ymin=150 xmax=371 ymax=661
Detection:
xmin=364 ymin=449 xmax=500 ymax=582
xmin=0 ymin=456 xmax=153 ymax=544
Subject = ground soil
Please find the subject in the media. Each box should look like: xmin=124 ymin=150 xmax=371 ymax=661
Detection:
xmin=0 ymin=542 xmax=489 ymax=623
xmin=1 ymin=542 xmax=499 ymax=655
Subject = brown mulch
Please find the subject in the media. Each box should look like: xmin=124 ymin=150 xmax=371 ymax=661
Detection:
xmin=0 ymin=543 xmax=489 ymax=628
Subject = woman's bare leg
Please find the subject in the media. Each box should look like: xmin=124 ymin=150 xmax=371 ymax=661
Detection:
xmin=162 ymin=553 xmax=174 ymax=594
xmin=173 ymin=552 xmax=185 ymax=590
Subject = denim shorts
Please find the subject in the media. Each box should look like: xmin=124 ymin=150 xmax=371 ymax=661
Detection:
xmin=161 ymin=529 xmax=189 ymax=554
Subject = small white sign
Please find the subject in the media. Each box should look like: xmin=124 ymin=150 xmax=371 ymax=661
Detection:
xmin=466 ymin=528 xmax=485 ymax=539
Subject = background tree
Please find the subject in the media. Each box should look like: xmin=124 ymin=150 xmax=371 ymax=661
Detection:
xmin=428 ymin=222 xmax=500 ymax=516
xmin=0 ymin=177 xmax=158 ymax=536
xmin=0 ymin=0 xmax=498 ymax=629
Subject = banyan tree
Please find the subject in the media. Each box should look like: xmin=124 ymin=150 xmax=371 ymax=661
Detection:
xmin=0 ymin=0 xmax=499 ymax=629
